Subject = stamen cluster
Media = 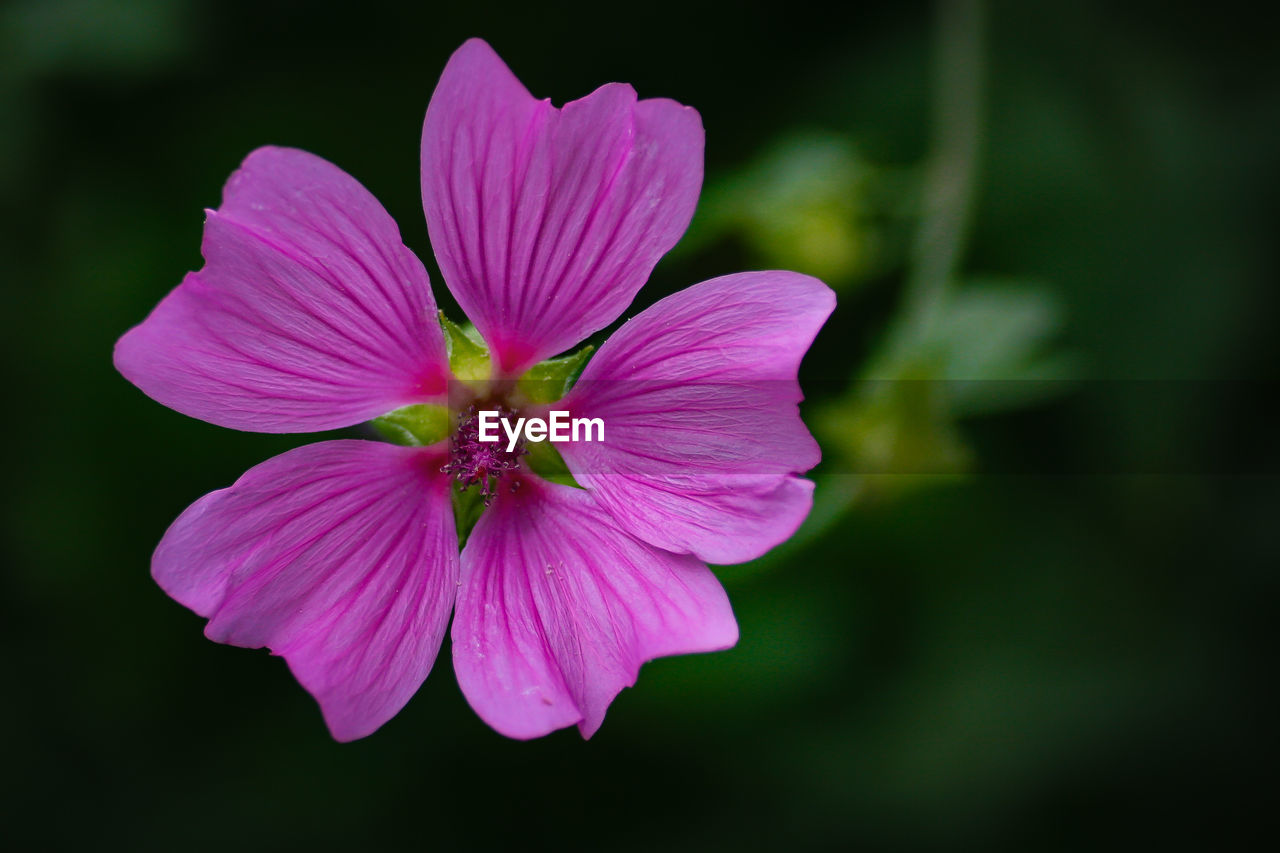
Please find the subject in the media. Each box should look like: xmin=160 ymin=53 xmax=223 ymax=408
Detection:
xmin=441 ymin=404 xmax=526 ymax=503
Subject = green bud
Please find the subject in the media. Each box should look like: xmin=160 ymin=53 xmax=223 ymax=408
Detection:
xmin=682 ymin=133 xmax=895 ymax=288
xmin=815 ymin=359 xmax=971 ymax=501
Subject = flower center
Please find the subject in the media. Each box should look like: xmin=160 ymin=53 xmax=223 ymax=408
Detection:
xmin=440 ymin=404 xmax=525 ymax=504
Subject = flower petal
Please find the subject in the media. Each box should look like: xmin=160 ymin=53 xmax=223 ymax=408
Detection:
xmin=115 ymin=147 xmax=450 ymax=433
xmin=154 ymin=440 xmax=458 ymax=741
xmin=559 ymin=272 xmax=835 ymax=564
xmin=452 ymin=476 xmax=736 ymax=739
xmin=421 ymin=38 xmax=703 ymax=374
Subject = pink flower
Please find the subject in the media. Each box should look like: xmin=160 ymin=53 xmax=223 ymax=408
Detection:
xmin=114 ymin=39 xmax=834 ymax=741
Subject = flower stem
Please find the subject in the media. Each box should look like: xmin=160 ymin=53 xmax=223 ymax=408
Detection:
xmin=752 ymin=0 xmax=988 ymax=567
xmin=893 ymin=0 xmax=986 ymax=351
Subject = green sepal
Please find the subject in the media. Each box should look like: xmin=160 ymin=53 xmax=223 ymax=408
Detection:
xmin=370 ymin=404 xmax=450 ymax=447
xmin=517 ymin=345 xmax=594 ymax=404
xmin=523 ymin=439 xmax=584 ymax=489
xmin=439 ymin=311 xmax=491 ymax=382
xmin=451 ymin=483 xmax=487 ymax=547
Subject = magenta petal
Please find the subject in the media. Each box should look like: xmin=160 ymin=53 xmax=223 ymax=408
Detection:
xmin=154 ymin=440 xmax=458 ymax=741
xmin=560 ymin=272 xmax=836 ymax=564
xmin=421 ymin=39 xmax=703 ymax=374
xmin=115 ymin=147 xmax=450 ymax=433
xmin=452 ymin=477 xmax=737 ymax=739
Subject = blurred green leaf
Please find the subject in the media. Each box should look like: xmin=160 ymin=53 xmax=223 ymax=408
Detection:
xmin=871 ymin=279 xmax=1076 ymax=417
xmin=927 ymin=280 xmax=1077 ymax=416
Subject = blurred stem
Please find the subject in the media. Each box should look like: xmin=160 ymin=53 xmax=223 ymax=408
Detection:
xmin=746 ymin=1 xmax=988 ymax=573
xmin=892 ymin=0 xmax=985 ymax=352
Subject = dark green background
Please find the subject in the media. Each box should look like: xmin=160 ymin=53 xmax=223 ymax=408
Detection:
xmin=2 ymin=0 xmax=1276 ymax=849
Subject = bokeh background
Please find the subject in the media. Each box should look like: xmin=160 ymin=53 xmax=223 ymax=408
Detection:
xmin=2 ymin=0 xmax=1276 ymax=849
